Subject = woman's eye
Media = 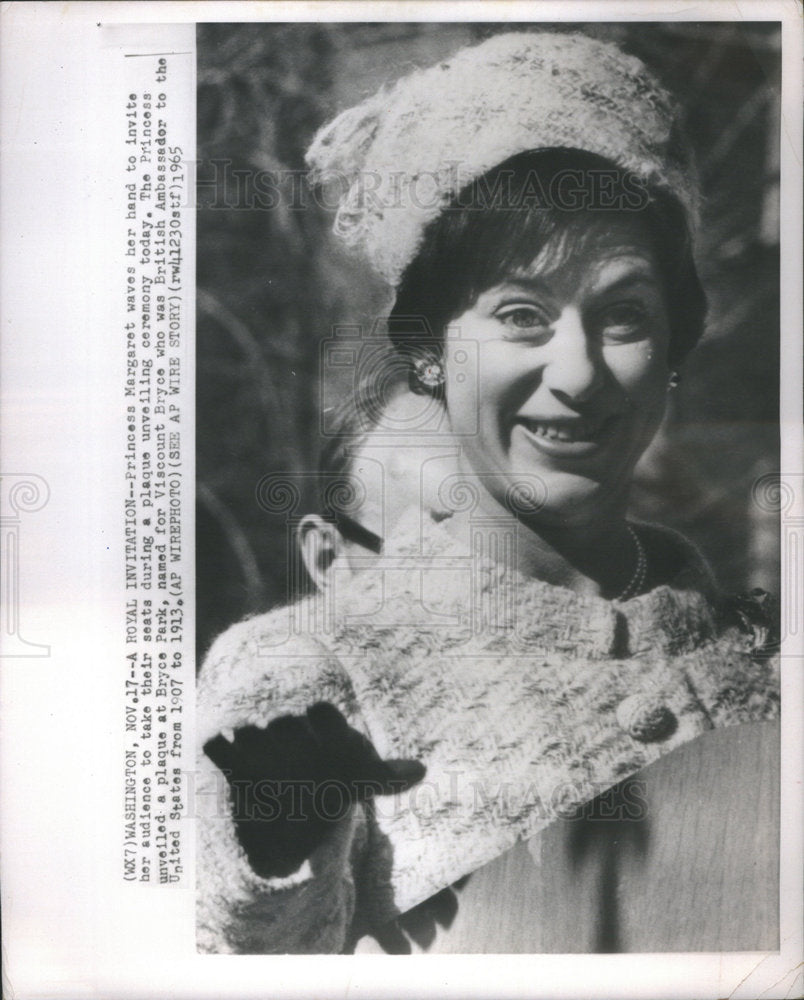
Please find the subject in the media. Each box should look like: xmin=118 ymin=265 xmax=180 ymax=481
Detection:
xmin=496 ymin=306 xmax=551 ymax=331
xmin=595 ymin=302 xmax=649 ymax=339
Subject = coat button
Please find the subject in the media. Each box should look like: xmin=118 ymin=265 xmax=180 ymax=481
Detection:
xmin=616 ymin=694 xmax=677 ymax=742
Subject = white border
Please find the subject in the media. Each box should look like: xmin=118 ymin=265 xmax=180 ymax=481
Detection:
xmin=1 ymin=3 xmax=801 ymax=999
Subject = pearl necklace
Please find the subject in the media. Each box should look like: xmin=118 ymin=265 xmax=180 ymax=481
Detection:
xmin=616 ymin=524 xmax=647 ymax=602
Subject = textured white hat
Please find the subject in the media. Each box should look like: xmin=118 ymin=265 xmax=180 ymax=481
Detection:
xmin=306 ymin=31 xmax=699 ymax=287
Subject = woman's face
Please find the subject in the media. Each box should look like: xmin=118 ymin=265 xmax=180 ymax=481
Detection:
xmin=443 ymin=214 xmax=672 ymax=527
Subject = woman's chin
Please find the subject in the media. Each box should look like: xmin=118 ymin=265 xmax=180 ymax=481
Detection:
xmin=500 ymin=435 xmax=637 ymax=524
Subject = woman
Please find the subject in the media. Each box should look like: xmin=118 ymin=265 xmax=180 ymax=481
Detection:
xmin=196 ymin=30 xmax=779 ymax=954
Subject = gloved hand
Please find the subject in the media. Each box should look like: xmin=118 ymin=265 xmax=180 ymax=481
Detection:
xmin=204 ymin=701 xmax=425 ymax=878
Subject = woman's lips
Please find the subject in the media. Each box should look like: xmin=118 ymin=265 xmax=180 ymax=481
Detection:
xmin=513 ymin=414 xmax=620 ymax=457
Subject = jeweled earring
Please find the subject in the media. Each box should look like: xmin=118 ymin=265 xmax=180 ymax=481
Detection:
xmin=667 ymin=371 xmax=681 ymax=390
xmin=413 ymin=357 xmax=445 ymax=392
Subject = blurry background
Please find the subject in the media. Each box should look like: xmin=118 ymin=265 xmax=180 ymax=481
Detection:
xmin=196 ymin=22 xmax=781 ymax=660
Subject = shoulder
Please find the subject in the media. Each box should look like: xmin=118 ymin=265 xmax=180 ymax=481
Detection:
xmin=633 ymin=518 xmax=781 ymax=654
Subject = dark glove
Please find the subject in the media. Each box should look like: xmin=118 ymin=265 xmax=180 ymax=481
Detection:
xmin=204 ymin=701 xmax=425 ymax=878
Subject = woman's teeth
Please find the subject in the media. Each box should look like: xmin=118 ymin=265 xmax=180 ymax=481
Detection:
xmin=518 ymin=417 xmax=603 ymax=441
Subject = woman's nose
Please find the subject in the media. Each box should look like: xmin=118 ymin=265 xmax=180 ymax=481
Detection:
xmin=541 ymin=307 xmax=604 ymax=404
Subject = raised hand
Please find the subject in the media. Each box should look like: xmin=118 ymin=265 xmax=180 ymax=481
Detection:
xmin=204 ymin=702 xmax=425 ymax=878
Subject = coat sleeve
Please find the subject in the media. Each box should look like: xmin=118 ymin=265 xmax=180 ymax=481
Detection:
xmin=195 ymin=605 xmax=370 ymax=954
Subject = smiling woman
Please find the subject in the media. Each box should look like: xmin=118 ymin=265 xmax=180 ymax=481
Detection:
xmin=386 ymin=147 xmax=705 ymax=595
xmin=444 ymin=217 xmax=673 ymax=594
xmin=196 ymin=28 xmax=780 ymax=955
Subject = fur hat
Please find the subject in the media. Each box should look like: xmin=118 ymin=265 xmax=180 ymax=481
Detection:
xmin=306 ymin=31 xmax=699 ymax=287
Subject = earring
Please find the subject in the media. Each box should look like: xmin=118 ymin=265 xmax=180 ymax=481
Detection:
xmin=667 ymin=371 xmax=681 ymax=390
xmin=413 ymin=357 xmax=445 ymax=391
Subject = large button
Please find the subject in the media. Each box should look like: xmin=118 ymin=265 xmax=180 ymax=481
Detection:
xmin=616 ymin=694 xmax=677 ymax=743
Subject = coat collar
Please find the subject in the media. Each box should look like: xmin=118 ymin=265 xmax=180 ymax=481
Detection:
xmin=332 ymin=507 xmax=720 ymax=661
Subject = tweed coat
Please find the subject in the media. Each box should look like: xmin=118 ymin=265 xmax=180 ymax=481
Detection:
xmin=196 ymin=510 xmax=780 ymax=954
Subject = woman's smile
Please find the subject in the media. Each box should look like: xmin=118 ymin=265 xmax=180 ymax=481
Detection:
xmin=512 ymin=412 xmax=622 ymax=454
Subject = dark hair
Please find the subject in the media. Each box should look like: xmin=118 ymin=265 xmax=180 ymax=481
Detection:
xmin=316 ymin=368 xmax=407 ymax=552
xmin=388 ymin=148 xmax=706 ymax=378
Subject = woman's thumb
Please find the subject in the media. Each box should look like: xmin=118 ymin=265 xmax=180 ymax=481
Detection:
xmin=372 ymin=757 xmax=426 ymax=796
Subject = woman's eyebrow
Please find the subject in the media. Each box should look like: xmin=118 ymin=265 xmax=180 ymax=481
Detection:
xmin=492 ymin=267 xmax=661 ymax=295
xmin=487 ymin=275 xmax=553 ymax=294
xmin=590 ymin=271 xmax=664 ymax=296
